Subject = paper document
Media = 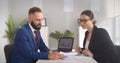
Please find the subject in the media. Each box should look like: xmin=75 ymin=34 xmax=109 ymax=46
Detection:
xmin=60 ymin=51 xmax=78 ymax=56
xmin=60 ymin=51 xmax=86 ymax=60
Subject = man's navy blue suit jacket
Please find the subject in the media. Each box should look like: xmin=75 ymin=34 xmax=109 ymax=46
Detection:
xmin=11 ymin=23 xmax=50 ymax=63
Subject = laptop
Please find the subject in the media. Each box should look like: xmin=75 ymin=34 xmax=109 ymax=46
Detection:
xmin=58 ymin=37 xmax=74 ymax=52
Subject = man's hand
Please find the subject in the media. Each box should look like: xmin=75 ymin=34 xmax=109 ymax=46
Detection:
xmin=48 ymin=51 xmax=64 ymax=60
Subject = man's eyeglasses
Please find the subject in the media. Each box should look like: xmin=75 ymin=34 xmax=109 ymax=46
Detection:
xmin=78 ymin=19 xmax=90 ymax=23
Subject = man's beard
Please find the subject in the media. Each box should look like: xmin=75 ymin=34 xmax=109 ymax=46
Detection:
xmin=31 ymin=21 xmax=41 ymax=30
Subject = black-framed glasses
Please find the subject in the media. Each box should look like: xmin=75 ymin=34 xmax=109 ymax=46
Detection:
xmin=78 ymin=19 xmax=90 ymax=23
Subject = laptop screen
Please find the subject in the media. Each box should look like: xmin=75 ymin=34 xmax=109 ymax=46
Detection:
xmin=58 ymin=37 xmax=74 ymax=52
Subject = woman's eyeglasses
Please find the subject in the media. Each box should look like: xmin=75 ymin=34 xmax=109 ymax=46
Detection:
xmin=78 ymin=19 xmax=90 ymax=23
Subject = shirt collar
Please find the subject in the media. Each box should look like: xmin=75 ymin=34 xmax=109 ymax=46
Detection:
xmin=28 ymin=22 xmax=36 ymax=32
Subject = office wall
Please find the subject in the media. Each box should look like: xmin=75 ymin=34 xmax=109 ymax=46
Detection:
xmin=8 ymin=0 xmax=91 ymax=49
xmin=9 ymin=0 xmax=33 ymax=26
xmin=96 ymin=0 xmax=120 ymax=44
xmin=0 ymin=0 xmax=33 ymax=62
xmin=0 ymin=0 xmax=9 ymax=63
xmin=43 ymin=0 xmax=91 ymax=49
xmin=115 ymin=0 xmax=120 ymax=16
xmin=0 ymin=1 xmax=90 ymax=62
xmin=95 ymin=0 xmax=115 ymax=41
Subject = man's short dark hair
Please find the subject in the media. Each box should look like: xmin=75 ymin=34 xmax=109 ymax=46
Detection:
xmin=29 ymin=7 xmax=42 ymax=15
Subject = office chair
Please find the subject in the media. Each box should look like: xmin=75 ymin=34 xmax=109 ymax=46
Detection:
xmin=4 ymin=44 xmax=13 ymax=63
xmin=115 ymin=45 xmax=120 ymax=63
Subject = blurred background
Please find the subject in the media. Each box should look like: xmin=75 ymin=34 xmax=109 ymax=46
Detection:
xmin=0 ymin=0 xmax=120 ymax=63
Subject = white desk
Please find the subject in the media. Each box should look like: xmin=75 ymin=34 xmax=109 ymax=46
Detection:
xmin=37 ymin=52 xmax=97 ymax=63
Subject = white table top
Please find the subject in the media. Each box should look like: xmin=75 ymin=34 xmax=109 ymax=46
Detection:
xmin=37 ymin=51 xmax=97 ymax=63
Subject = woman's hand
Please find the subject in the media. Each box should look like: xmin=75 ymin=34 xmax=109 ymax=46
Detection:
xmin=75 ymin=46 xmax=81 ymax=53
xmin=82 ymin=49 xmax=93 ymax=57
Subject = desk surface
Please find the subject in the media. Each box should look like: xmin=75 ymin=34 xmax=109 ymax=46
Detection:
xmin=37 ymin=57 xmax=97 ymax=63
xmin=37 ymin=52 xmax=97 ymax=63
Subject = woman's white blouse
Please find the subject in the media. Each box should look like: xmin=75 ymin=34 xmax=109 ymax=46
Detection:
xmin=85 ymin=41 xmax=90 ymax=49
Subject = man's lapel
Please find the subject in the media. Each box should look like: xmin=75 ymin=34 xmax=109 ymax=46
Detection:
xmin=25 ymin=23 xmax=38 ymax=49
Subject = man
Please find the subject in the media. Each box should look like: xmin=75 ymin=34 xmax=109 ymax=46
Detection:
xmin=11 ymin=7 xmax=64 ymax=63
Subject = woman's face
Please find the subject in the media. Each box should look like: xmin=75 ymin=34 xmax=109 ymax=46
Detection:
xmin=79 ymin=14 xmax=93 ymax=29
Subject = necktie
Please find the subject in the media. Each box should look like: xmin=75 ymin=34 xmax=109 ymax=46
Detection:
xmin=34 ymin=31 xmax=38 ymax=46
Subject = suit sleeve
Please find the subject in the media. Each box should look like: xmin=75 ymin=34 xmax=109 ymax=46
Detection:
xmin=14 ymin=29 xmax=49 ymax=60
xmin=92 ymin=28 xmax=116 ymax=63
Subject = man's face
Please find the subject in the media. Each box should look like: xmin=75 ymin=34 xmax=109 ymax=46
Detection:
xmin=29 ymin=12 xmax=44 ymax=30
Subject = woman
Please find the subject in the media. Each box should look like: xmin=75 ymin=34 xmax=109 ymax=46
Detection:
xmin=75 ymin=10 xmax=118 ymax=63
